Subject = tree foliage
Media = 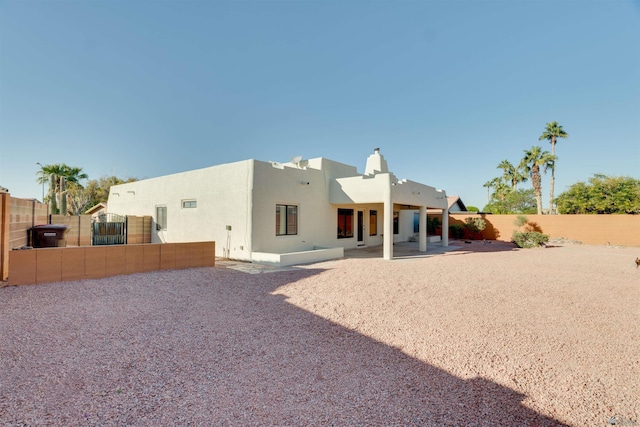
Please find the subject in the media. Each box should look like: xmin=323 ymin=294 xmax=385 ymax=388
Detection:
xmin=35 ymin=166 xmax=136 ymax=215
xmin=555 ymin=174 xmax=640 ymax=214
xmin=483 ymin=189 xmax=537 ymax=214
xmin=79 ymin=176 xmax=138 ymax=213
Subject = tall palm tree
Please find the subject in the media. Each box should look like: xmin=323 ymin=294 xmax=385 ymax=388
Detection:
xmin=539 ymin=121 xmax=568 ymax=214
xmin=483 ymin=178 xmax=498 ymax=204
xmin=497 ymin=159 xmax=528 ymax=190
xmin=520 ymin=146 xmax=555 ymax=215
xmin=36 ymin=163 xmax=88 ymax=215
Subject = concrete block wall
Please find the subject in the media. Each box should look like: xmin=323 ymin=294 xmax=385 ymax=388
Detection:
xmin=444 ymin=214 xmax=640 ymax=246
xmin=9 ymin=198 xmax=48 ymax=249
xmin=7 ymin=242 xmax=215 ymax=286
xmin=49 ymin=214 xmax=92 ymax=246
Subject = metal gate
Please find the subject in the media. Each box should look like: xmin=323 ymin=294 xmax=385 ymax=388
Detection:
xmin=92 ymin=213 xmax=127 ymax=245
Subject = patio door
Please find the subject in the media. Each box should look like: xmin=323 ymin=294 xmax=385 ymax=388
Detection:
xmin=357 ymin=210 xmax=364 ymax=245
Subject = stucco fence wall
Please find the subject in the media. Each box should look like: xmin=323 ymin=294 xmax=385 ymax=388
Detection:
xmin=7 ymin=242 xmax=215 ymax=286
xmin=440 ymin=214 xmax=640 ymax=246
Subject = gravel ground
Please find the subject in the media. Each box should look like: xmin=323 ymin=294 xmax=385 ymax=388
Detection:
xmin=0 ymin=241 xmax=638 ymax=426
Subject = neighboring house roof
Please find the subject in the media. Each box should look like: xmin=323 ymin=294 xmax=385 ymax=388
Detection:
xmin=447 ymin=196 xmax=467 ymax=212
xmin=427 ymin=195 xmax=467 ymax=213
xmin=85 ymin=202 xmax=107 ymax=215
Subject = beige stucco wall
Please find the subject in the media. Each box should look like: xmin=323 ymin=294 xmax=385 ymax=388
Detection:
xmin=106 ymin=154 xmax=446 ymax=261
xmin=107 ymin=160 xmax=253 ymax=260
xmin=251 ymin=159 xmax=389 ymax=254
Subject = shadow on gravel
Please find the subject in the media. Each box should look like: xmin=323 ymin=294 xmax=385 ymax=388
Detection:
xmin=0 ymin=266 xmax=568 ymax=426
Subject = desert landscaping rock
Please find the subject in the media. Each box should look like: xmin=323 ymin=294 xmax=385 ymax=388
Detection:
xmin=1 ymin=242 xmax=638 ymax=426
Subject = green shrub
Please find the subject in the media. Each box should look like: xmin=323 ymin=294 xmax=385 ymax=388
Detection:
xmin=449 ymin=224 xmax=464 ymax=239
xmin=512 ymin=231 xmax=549 ymax=248
xmin=513 ymin=215 xmax=528 ymax=228
xmin=427 ymin=217 xmax=441 ymax=235
xmin=462 ymin=217 xmax=486 ymax=239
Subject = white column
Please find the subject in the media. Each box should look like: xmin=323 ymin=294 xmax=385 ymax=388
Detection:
xmin=383 ymin=183 xmax=393 ymax=260
xmin=418 ymin=206 xmax=427 ymax=252
xmin=442 ymin=209 xmax=449 ymax=247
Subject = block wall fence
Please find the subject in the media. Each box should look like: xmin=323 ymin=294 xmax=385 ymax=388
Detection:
xmin=7 ymin=242 xmax=215 ymax=286
xmin=437 ymin=214 xmax=640 ymax=246
xmin=1 ymin=193 xmax=183 ymax=284
xmin=8 ymin=197 xmax=48 ymax=249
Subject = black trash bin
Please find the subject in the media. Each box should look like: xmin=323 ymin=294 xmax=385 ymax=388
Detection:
xmin=31 ymin=224 xmax=70 ymax=248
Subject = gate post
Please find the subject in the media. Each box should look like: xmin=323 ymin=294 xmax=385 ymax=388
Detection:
xmin=1 ymin=190 xmax=10 ymax=282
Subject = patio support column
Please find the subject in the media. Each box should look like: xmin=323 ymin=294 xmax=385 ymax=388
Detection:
xmin=383 ymin=182 xmax=393 ymax=260
xmin=442 ymin=209 xmax=449 ymax=247
xmin=418 ymin=205 xmax=427 ymax=252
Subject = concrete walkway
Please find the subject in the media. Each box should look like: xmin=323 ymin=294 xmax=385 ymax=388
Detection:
xmin=217 ymin=241 xmax=463 ymax=273
xmin=344 ymin=241 xmax=462 ymax=260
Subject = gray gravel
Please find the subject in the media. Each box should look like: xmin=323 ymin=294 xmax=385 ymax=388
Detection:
xmin=1 ymin=241 xmax=638 ymax=426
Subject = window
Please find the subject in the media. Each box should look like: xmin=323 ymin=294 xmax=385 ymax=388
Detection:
xmin=393 ymin=211 xmax=399 ymax=234
xmin=369 ymin=210 xmax=377 ymax=236
xmin=182 ymin=200 xmax=197 ymax=209
xmin=337 ymin=208 xmax=354 ymax=239
xmin=156 ymin=206 xmax=167 ymax=231
xmin=276 ymin=204 xmax=297 ymax=235
xmin=414 ymin=212 xmax=420 ymax=233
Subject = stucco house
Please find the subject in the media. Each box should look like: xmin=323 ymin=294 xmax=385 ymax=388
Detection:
xmin=106 ymin=149 xmax=449 ymax=266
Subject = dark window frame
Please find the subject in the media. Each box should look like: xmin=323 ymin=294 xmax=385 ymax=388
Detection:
xmin=276 ymin=204 xmax=298 ymax=236
xmin=369 ymin=210 xmax=378 ymax=236
xmin=337 ymin=208 xmax=354 ymax=239
xmin=182 ymin=200 xmax=197 ymax=209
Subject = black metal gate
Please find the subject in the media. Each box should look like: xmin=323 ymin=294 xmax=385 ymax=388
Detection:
xmin=92 ymin=213 xmax=127 ymax=245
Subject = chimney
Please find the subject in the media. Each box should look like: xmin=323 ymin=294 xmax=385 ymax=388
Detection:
xmin=365 ymin=148 xmax=389 ymax=176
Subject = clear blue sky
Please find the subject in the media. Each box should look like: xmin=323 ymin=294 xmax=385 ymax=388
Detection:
xmin=1 ymin=0 xmax=638 ymax=210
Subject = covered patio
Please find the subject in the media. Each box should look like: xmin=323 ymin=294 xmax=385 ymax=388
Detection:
xmin=330 ymin=149 xmax=450 ymax=260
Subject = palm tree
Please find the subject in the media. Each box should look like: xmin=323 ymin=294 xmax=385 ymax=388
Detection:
xmin=36 ymin=163 xmax=88 ymax=215
xmin=520 ymin=146 xmax=555 ymax=215
xmin=539 ymin=121 xmax=569 ymax=214
xmin=493 ymin=180 xmax=511 ymax=203
xmin=497 ymin=159 xmax=528 ymax=191
xmin=483 ymin=178 xmax=498 ymax=204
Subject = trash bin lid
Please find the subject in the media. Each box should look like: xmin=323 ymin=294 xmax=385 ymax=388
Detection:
xmin=33 ymin=224 xmax=69 ymax=230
